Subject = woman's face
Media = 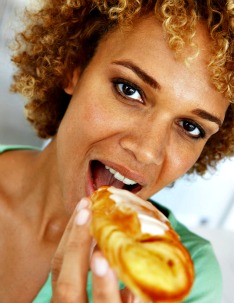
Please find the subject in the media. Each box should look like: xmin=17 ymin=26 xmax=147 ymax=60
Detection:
xmin=55 ymin=16 xmax=229 ymax=212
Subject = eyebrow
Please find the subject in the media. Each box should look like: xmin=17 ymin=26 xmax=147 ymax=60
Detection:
xmin=192 ymin=109 xmax=222 ymax=128
xmin=112 ymin=60 xmax=160 ymax=89
xmin=112 ymin=60 xmax=222 ymax=128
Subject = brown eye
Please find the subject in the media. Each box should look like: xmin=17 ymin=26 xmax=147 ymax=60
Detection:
xmin=178 ymin=120 xmax=205 ymax=139
xmin=183 ymin=121 xmax=197 ymax=133
xmin=121 ymin=84 xmax=136 ymax=96
xmin=117 ymin=83 xmax=142 ymax=102
xmin=113 ymin=79 xmax=144 ymax=103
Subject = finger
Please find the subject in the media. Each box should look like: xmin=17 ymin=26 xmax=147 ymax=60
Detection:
xmin=121 ymin=288 xmax=144 ymax=303
xmin=51 ymin=198 xmax=90 ymax=288
xmin=120 ymin=287 xmax=136 ymax=303
xmin=91 ymin=251 xmax=122 ymax=303
xmin=52 ymin=198 xmax=92 ymax=302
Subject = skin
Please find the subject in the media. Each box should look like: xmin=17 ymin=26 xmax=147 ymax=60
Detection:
xmin=0 ymin=15 xmax=229 ymax=302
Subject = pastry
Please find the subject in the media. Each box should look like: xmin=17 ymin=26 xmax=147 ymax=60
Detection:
xmin=90 ymin=186 xmax=194 ymax=303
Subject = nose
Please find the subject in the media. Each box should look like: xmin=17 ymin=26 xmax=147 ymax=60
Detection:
xmin=120 ymin=120 xmax=168 ymax=166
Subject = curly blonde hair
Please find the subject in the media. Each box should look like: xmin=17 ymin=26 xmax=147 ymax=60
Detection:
xmin=11 ymin=0 xmax=234 ymax=175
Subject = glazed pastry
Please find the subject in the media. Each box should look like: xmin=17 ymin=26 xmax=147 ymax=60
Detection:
xmin=90 ymin=186 xmax=194 ymax=303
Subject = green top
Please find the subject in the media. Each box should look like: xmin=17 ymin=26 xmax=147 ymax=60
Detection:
xmin=0 ymin=145 xmax=222 ymax=302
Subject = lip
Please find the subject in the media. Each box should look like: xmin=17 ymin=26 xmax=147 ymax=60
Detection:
xmin=103 ymin=160 xmax=147 ymax=185
xmin=85 ymin=159 xmax=147 ymax=197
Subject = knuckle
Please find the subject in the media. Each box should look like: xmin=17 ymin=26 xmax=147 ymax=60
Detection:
xmin=94 ymin=287 xmax=108 ymax=300
xmin=51 ymin=253 xmax=63 ymax=281
xmin=51 ymin=253 xmax=63 ymax=270
xmin=66 ymin=233 xmax=91 ymax=252
xmin=65 ymin=239 xmax=81 ymax=254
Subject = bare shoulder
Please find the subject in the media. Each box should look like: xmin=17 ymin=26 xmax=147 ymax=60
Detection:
xmin=0 ymin=149 xmax=20 ymax=207
xmin=0 ymin=148 xmax=39 ymax=208
xmin=0 ymin=148 xmax=52 ymax=302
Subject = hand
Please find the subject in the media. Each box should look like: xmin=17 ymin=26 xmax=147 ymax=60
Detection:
xmin=50 ymin=198 xmax=137 ymax=303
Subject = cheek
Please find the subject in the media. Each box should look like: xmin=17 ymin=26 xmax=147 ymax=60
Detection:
xmin=160 ymin=134 xmax=205 ymax=186
xmin=168 ymin=144 xmax=202 ymax=179
xmin=82 ymin=103 xmax=115 ymax=137
xmin=61 ymin=98 xmax=108 ymax=142
xmin=71 ymin=91 xmax=128 ymax=142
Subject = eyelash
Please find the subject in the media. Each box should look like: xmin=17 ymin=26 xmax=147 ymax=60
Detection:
xmin=111 ymin=78 xmax=206 ymax=140
xmin=178 ymin=119 xmax=206 ymax=140
xmin=112 ymin=78 xmax=145 ymax=103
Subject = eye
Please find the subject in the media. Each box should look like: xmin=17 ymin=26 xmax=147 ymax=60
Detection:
xmin=178 ymin=120 xmax=206 ymax=139
xmin=112 ymin=78 xmax=144 ymax=103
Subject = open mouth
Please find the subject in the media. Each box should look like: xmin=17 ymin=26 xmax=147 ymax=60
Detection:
xmin=90 ymin=160 xmax=142 ymax=194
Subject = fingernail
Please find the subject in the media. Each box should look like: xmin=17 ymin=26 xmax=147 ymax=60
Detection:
xmin=76 ymin=198 xmax=89 ymax=212
xmin=92 ymin=256 xmax=109 ymax=277
xmin=75 ymin=209 xmax=90 ymax=225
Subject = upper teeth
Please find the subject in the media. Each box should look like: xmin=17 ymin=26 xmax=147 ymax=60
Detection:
xmin=105 ymin=166 xmax=137 ymax=185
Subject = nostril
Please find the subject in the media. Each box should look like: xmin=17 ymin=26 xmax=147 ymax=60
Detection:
xmin=120 ymin=137 xmax=165 ymax=166
xmin=120 ymin=131 xmax=167 ymax=166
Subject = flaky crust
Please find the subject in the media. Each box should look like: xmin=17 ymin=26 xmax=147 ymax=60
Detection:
xmin=90 ymin=186 xmax=194 ymax=303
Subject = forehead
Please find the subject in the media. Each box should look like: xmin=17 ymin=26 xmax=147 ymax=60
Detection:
xmin=98 ymin=16 xmax=212 ymax=76
xmin=91 ymin=16 xmax=229 ymax=113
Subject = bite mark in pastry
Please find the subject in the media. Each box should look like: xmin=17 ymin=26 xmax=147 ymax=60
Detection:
xmin=90 ymin=186 xmax=194 ymax=303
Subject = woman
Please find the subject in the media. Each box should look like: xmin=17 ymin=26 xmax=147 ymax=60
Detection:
xmin=0 ymin=0 xmax=233 ymax=302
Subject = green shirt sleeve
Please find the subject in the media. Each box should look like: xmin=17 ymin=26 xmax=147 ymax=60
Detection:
xmin=165 ymin=202 xmax=223 ymax=303
xmin=183 ymin=241 xmax=222 ymax=303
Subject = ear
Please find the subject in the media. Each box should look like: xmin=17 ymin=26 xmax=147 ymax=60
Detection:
xmin=64 ymin=68 xmax=80 ymax=95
